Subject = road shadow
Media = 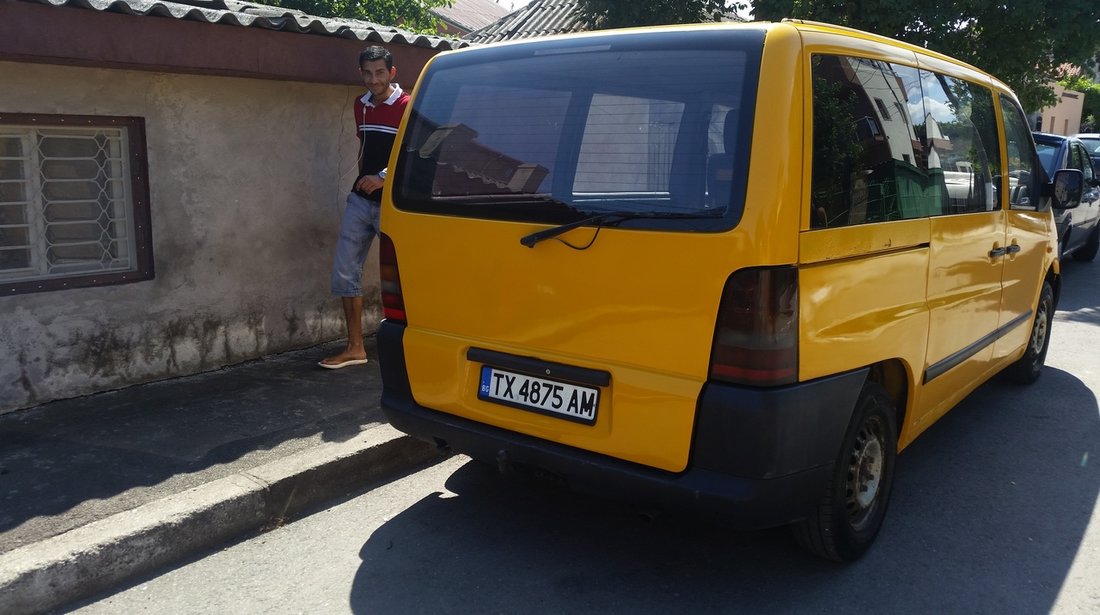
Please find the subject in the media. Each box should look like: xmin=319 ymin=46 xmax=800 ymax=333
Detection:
xmin=1051 ymin=259 xmax=1100 ymax=325
xmin=0 ymin=337 xmax=382 ymax=551
xmin=350 ymin=368 xmax=1099 ymax=614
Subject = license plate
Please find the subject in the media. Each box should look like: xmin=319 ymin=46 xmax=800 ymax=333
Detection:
xmin=478 ymin=366 xmax=600 ymax=425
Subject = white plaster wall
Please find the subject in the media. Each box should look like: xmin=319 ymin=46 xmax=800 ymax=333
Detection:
xmin=0 ymin=61 xmax=381 ymax=412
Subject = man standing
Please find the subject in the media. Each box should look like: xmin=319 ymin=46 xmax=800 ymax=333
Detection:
xmin=320 ymin=46 xmax=409 ymax=369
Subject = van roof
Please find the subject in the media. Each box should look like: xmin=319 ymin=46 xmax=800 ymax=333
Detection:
xmin=446 ymin=19 xmax=1012 ymax=100
xmin=781 ymin=18 xmax=1004 ymax=89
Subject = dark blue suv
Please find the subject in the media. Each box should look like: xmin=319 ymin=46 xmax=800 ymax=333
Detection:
xmin=1034 ymin=132 xmax=1100 ymax=261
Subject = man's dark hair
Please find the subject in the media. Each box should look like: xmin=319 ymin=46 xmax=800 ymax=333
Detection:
xmin=359 ymin=46 xmax=393 ymax=71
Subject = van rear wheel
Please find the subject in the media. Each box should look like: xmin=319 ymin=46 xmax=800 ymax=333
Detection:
xmin=793 ymin=381 xmax=897 ymax=562
xmin=1006 ymin=281 xmax=1054 ymax=384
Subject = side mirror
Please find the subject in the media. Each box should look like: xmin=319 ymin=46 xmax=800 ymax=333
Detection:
xmin=1051 ymin=168 xmax=1083 ymax=209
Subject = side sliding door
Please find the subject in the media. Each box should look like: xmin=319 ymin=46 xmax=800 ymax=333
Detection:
xmin=992 ymin=96 xmax=1051 ymax=363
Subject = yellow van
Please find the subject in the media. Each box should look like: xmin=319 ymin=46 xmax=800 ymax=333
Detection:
xmin=376 ymin=20 xmax=1086 ymax=561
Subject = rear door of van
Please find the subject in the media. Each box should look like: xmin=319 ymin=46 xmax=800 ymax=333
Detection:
xmin=382 ymin=28 xmax=775 ymax=473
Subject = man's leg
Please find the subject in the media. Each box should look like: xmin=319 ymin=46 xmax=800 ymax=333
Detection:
xmin=337 ymin=296 xmax=366 ymax=360
xmin=321 ymin=194 xmax=378 ymax=368
xmin=320 ymin=296 xmax=368 ymax=367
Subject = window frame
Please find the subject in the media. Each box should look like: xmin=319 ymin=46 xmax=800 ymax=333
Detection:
xmin=0 ymin=113 xmax=153 ymax=296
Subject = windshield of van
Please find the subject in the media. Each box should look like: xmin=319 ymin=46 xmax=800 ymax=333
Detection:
xmin=393 ymin=29 xmax=764 ymax=232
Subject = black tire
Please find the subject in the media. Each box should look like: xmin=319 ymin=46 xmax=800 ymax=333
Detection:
xmin=793 ymin=381 xmax=897 ymax=562
xmin=1073 ymin=226 xmax=1099 ymax=262
xmin=1007 ymin=281 xmax=1054 ymax=384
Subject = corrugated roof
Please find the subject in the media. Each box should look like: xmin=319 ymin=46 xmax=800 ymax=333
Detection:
xmin=21 ymin=0 xmax=470 ymax=50
xmin=465 ymin=0 xmax=748 ymax=44
xmin=464 ymin=0 xmax=584 ymax=44
xmin=432 ymin=0 xmax=508 ymax=33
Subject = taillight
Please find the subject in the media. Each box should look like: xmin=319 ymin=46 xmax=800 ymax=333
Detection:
xmin=379 ymin=232 xmax=406 ymax=324
xmin=709 ymin=266 xmax=798 ymax=386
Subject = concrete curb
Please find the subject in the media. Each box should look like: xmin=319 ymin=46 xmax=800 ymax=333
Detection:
xmin=0 ymin=424 xmax=447 ymax=615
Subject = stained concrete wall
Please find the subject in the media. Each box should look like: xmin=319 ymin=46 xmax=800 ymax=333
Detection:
xmin=0 ymin=60 xmax=381 ymax=413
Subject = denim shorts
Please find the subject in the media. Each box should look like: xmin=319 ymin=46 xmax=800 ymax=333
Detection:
xmin=330 ymin=192 xmax=381 ymax=297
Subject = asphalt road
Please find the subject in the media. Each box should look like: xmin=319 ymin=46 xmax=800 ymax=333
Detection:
xmin=70 ymin=263 xmax=1100 ymax=615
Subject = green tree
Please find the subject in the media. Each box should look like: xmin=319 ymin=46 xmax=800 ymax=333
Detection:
xmin=1060 ymin=73 xmax=1100 ymax=131
xmin=575 ymin=0 xmax=748 ymax=29
xmin=256 ymin=0 xmax=452 ymax=34
xmin=751 ymin=1 xmax=1100 ymax=113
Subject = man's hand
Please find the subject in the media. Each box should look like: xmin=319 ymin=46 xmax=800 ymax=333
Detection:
xmin=355 ymin=174 xmax=385 ymax=194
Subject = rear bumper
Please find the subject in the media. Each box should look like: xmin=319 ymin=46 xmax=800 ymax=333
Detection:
xmin=377 ymin=321 xmax=867 ymax=529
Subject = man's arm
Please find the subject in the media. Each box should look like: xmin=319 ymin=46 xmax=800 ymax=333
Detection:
xmin=355 ymin=173 xmax=385 ymax=194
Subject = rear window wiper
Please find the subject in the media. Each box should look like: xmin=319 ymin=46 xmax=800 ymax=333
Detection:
xmin=520 ymin=210 xmax=724 ymax=248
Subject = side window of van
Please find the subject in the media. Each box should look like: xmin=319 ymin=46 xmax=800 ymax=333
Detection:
xmin=1000 ymin=95 xmax=1042 ymax=210
xmin=810 ymin=55 xmax=1001 ymax=228
xmin=918 ymin=72 xmax=1001 ymax=213
xmin=810 ymin=55 xmax=907 ymax=227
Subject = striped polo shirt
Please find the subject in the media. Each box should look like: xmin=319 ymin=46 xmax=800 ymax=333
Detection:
xmin=353 ymin=84 xmax=409 ymax=200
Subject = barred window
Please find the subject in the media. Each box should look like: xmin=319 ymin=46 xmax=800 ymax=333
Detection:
xmin=0 ymin=114 xmax=152 ymax=295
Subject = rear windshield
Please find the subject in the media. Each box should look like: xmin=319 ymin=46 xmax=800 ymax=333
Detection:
xmin=393 ymin=29 xmax=764 ymax=232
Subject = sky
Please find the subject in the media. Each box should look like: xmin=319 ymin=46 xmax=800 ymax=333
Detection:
xmin=499 ymin=0 xmax=531 ymax=10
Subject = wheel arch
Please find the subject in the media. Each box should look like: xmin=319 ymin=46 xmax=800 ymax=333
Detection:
xmin=1047 ymin=266 xmax=1061 ymax=310
xmin=865 ymin=359 xmax=909 ymax=444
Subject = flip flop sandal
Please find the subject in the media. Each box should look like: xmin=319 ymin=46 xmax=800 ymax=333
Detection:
xmin=318 ymin=358 xmax=369 ymax=370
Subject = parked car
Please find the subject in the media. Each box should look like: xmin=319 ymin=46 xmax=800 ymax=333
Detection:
xmin=1073 ymin=132 xmax=1100 ymax=170
xmin=379 ymin=20 xmax=1078 ymax=563
xmin=1034 ymin=132 xmax=1100 ymax=260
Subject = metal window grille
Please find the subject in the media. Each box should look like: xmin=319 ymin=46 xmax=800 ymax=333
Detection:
xmin=0 ymin=124 xmax=137 ymax=284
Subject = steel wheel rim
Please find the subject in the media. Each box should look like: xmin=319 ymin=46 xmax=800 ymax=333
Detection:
xmin=845 ymin=416 xmax=885 ymax=530
xmin=1030 ymin=298 xmax=1049 ymax=357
